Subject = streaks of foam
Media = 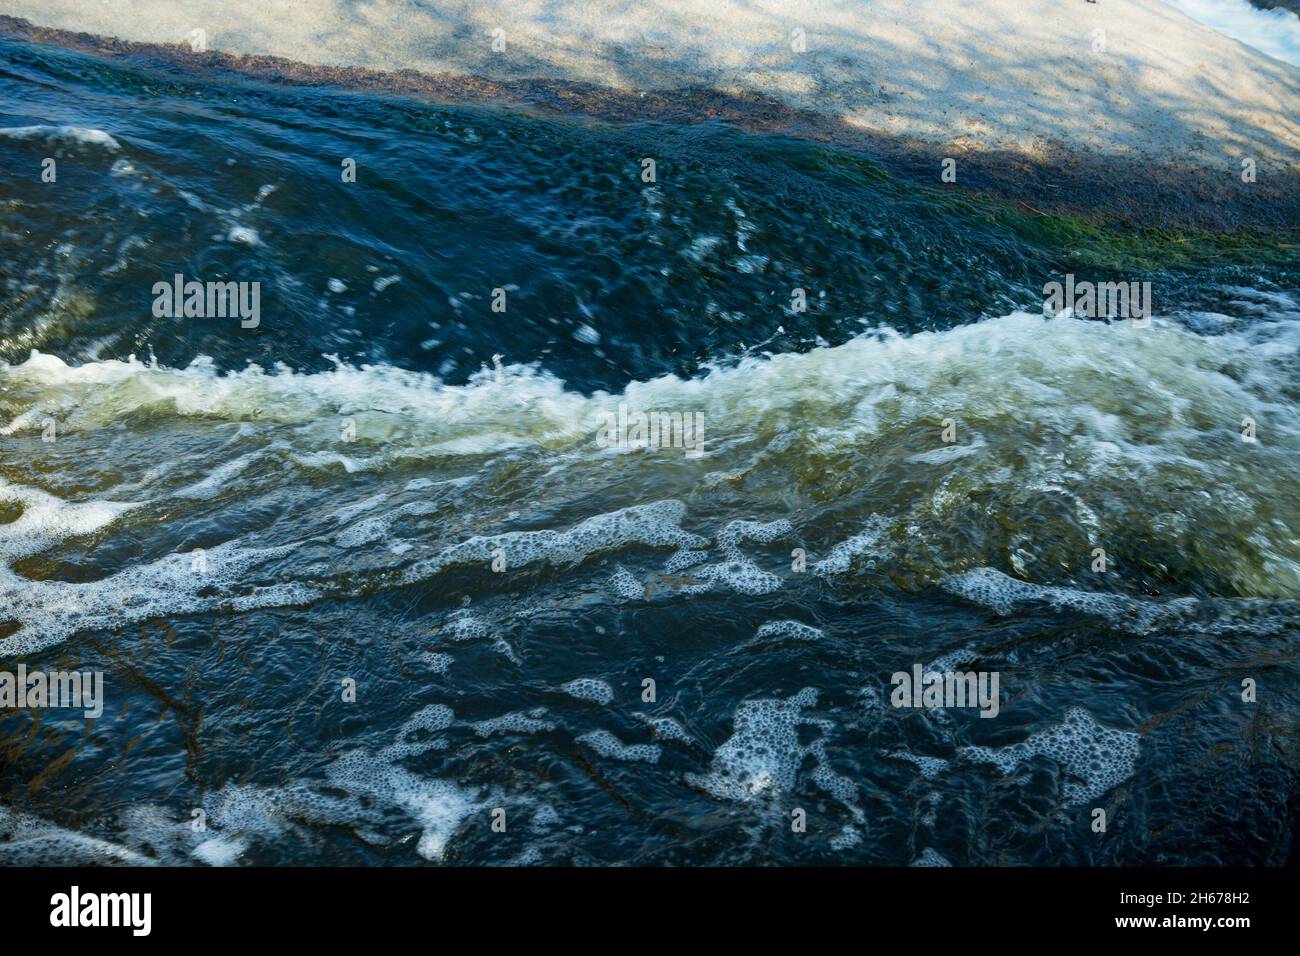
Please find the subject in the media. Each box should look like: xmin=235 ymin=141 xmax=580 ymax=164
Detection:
xmin=0 ymin=540 xmax=319 ymax=656
xmin=0 ymin=125 xmax=121 ymax=150
xmin=421 ymin=652 xmax=455 ymax=674
xmin=830 ymin=825 xmax=863 ymax=851
xmin=338 ymin=755 xmax=484 ymax=860
xmin=327 ymin=493 xmax=390 ymax=524
xmin=960 ymin=707 xmax=1140 ymax=806
xmin=663 ymin=548 xmax=708 ymax=572
xmin=577 ymin=729 xmax=661 ymax=763
xmin=401 ymin=500 xmax=706 ymax=585
xmin=942 ymin=567 xmax=1195 ymax=633
xmin=441 ymin=610 xmax=493 ymax=642
xmin=813 ymin=515 xmax=892 ymax=576
xmin=174 ymin=452 xmax=260 ymax=499
xmin=381 ymin=703 xmax=454 ymax=760
xmin=472 ymin=708 xmax=557 ymax=737
xmin=0 ymin=477 xmax=140 ymax=561
xmin=0 ymin=805 xmax=151 ymax=866
xmin=753 ymin=620 xmax=824 ymax=642
xmin=441 ymin=611 xmax=522 ymax=664
xmin=192 ymin=702 xmax=488 ymax=864
xmin=335 ymin=500 xmax=438 ymax=548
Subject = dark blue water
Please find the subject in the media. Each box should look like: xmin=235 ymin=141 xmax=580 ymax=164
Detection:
xmin=2 ymin=38 xmax=1299 ymax=866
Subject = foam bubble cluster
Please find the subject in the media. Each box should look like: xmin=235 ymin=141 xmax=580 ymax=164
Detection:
xmin=754 ymin=620 xmax=824 ymax=642
xmin=961 ymin=707 xmax=1140 ymax=806
xmin=577 ymin=729 xmax=661 ymax=763
xmin=681 ymin=519 xmax=793 ymax=595
xmin=0 ymin=540 xmax=319 ymax=656
xmin=472 ymin=708 xmax=557 ymax=737
xmin=943 ymin=567 xmax=1195 ymax=634
xmin=685 ymin=687 xmax=820 ymax=801
xmin=561 ymin=678 xmax=614 ymax=704
xmin=401 ymin=500 xmax=707 ymax=585
xmin=0 ymin=806 xmax=150 ymax=866
xmin=910 ymin=848 xmax=952 ymax=866
xmin=188 ymin=702 xmax=488 ymax=863
xmin=632 ymin=713 xmax=692 ymax=743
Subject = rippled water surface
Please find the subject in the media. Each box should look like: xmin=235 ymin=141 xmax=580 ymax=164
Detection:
xmin=2 ymin=39 xmax=1299 ymax=866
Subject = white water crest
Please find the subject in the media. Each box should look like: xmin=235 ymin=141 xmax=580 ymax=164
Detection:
xmin=0 ymin=125 xmax=121 ymax=149
xmin=3 ymin=303 xmax=1300 ymax=656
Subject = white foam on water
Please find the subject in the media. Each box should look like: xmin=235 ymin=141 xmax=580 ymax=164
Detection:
xmin=381 ymin=703 xmax=455 ymax=760
xmin=685 ymin=687 xmax=820 ymax=801
xmin=440 ymin=610 xmax=492 ymax=642
xmin=754 ymin=620 xmax=824 ymax=642
xmin=173 ymin=452 xmax=259 ymax=499
xmin=830 ymin=824 xmax=863 ymax=851
xmin=632 ymin=713 xmax=692 ymax=743
xmin=813 ymin=516 xmax=891 ymax=576
xmin=577 ymin=729 xmax=661 ymax=763
xmin=0 ymin=540 xmax=319 ymax=656
xmin=421 ymin=651 xmax=455 ymax=674
xmin=687 ymin=686 xmax=864 ymax=822
xmin=327 ymin=492 xmax=390 ymax=524
xmin=533 ymin=805 xmax=561 ymax=829
xmin=335 ymin=500 xmax=438 ymax=548
xmin=683 ymin=519 xmax=793 ymax=596
xmin=561 ymin=678 xmax=614 ymax=705
xmin=910 ymin=848 xmax=952 ymax=867
xmin=906 ymin=437 xmax=985 ymax=464
xmin=190 ymin=702 xmax=489 ymax=863
xmin=401 ymin=500 xmax=707 ymax=585
xmin=942 ymin=567 xmax=1197 ymax=633
xmin=472 ymin=708 xmax=557 ymax=737
xmin=0 ymin=350 xmax=596 ymax=464
xmin=608 ymin=565 xmax=645 ymax=599
xmin=192 ymin=837 xmax=246 ymax=867
xmin=326 ymin=752 xmax=485 ymax=861
xmin=686 ymin=559 xmax=785 ymax=595
xmin=0 ymin=125 xmax=121 ymax=150
xmin=225 ymin=225 xmax=260 ymax=245
xmin=663 ymin=548 xmax=709 ymax=573
xmin=203 ymin=784 xmax=292 ymax=859
xmin=4 ymin=307 xmax=1299 ymax=654
xmin=960 ymin=707 xmax=1140 ymax=806
xmin=0 ymin=478 xmax=140 ymax=561
xmin=0 ymin=805 xmax=151 ymax=866
xmin=925 ymin=647 xmax=980 ymax=673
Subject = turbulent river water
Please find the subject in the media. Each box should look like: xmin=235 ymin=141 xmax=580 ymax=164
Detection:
xmin=1 ymin=37 xmax=1299 ymax=865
